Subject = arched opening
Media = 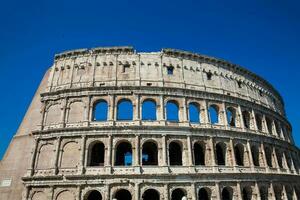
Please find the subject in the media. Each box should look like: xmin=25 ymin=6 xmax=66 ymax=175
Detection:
xmin=115 ymin=142 xmax=132 ymax=166
xmin=114 ymin=189 xmax=132 ymax=200
xmin=242 ymin=110 xmax=251 ymax=129
xmin=251 ymin=145 xmax=260 ymax=167
xmin=167 ymin=66 xmax=174 ymax=75
xmin=255 ymin=114 xmax=263 ymax=131
xmin=166 ymin=101 xmax=179 ymax=122
xmin=209 ymin=105 xmax=219 ymax=124
xmin=226 ymin=107 xmax=236 ymax=127
xmin=216 ymin=142 xmax=226 ymax=166
xmin=171 ymin=188 xmax=186 ymax=200
xmin=142 ymin=99 xmax=157 ymax=120
xmin=117 ymin=99 xmax=133 ymax=120
xmin=234 ymin=143 xmax=244 ymax=166
xmin=88 ymin=142 xmax=105 ymax=166
xmin=275 ymin=149 xmax=283 ymax=168
xmin=274 ymin=186 xmax=283 ymax=200
xmin=221 ymin=187 xmax=232 ymax=200
xmin=264 ymin=146 xmax=273 ymax=168
xmin=198 ymin=188 xmax=210 ymax=200
xmin=275 ymin=121 xmax=281 ymax=136
xmin=259 ymin=186 xmax=268 ymax=200
xmin=169 ymin=142 xmax=182 ymax=166
xmin=85 ymin=190 xmax=102 ymax=200
xmin=242 ymin=187 xmax=252 ymax=200
xmin=194 ymin=142 xmax=205 ymax=165
xmin=189 ymin=102 xmax=200 ymax=123
xmin=142 ymin=189 xmax=160 ymax=200
xmin=266 ymin=117 xmax=273 ymax=134
xmin=93 ymin=100 xmax=108 ymax=121
xmin=142 ymin=141 xmax=158 ymax=166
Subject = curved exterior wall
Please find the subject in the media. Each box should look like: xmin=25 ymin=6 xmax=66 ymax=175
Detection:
xmin=0 ymin=46 xmax=299 ymax=200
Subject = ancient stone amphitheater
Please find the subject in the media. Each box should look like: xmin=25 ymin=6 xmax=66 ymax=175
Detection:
xmin=0 ymin=47 xmax=299 ymax=200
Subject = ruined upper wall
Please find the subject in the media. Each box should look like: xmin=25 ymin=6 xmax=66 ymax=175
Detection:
xmin=47 ymin=46 xmax=285 ymax=116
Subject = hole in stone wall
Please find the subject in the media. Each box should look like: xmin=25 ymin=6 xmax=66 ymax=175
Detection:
xmin=216 ymin=142 xmax=226 ymax=166
xmin=86 ymin=190 xmax=102 ymax=200
xmin=93 ymin=100 xmax=108 ymax=121
xmin=234 ymin=144 xmax=244 ymax=166
xmin=198 ymin=188 xmax=210 ymax=200
xmin=115 ymin=142 xmax=132 ymax=166
xmin=142 ymin=141 xmax=158 ymax=166
xmin=251 ymin=145 xmax=260 ymax=167
xmin=142 ymin=99 xmax=157 ymax=121
xmin=88 ymin=142 xmax=105 ymax=166
xmin=142 ymin=189 xmax=160 ymax=200
xmin=221 ymin=187 xmax=232 ymax=200
xmin=194 ymin=142 xmax=205 ymax=165
xmin=171 ymin=189 xmax=186 ymax=200
xmin=115 ymin=189 xmax=132 ymax=200
xmin=169 ymin=142 xmax=182 ymax=166
xmin=226 ymin=107 xmax=236 ymax=127
xmin=189 ymin=102 xmax=200 ymax=123
xmin=166 ymin=101 xmax=179 ymax=122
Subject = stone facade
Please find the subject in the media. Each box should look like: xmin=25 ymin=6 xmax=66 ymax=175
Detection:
xmin=0 ymin=46 xmax=299 ymax=200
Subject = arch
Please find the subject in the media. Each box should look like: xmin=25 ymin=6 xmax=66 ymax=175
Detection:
xmin=67 ymin=101 xmax=85 ymax=123
xmin=221 ymin=187 xmax=232 ymax=200
xmin=31 ymin=191 xmax=47 ymax=200
xmin=60 ymin=141 xmax=80 ymax=168
xmin=242 ymin=110 xmax=251 ymax=129
xmin=189 ymin=102 xmax=200 ymax=123
xmin=275 ymin=149 xmax=283 ymax=168
xmin=198 ymin=187 xmax=210 ymax=200
xmin=259 ymin=186 xmax=268 ymax=200
xmin=266 ymin=117 xmax=273 ymax=134
xmin=226 ymin=107 xmax=236 ymax=127
xmin=274 ymin=185 xmax=283 ymax=200
xmin=142 ymin=99 xmax=157 ymax=120
xmin=115 ymin=142 xmax=132 ymax=166
xmin=209 ymin=105 xmax=219 ymax=124
xmin=142 ymin=189 xmax=160 ymax=200
xmin=45 ymin=104 xmax=61 ymax=125
xmin=117 ymin=99 xmax=133 ymax=120
xmin=56 ymin=190 xmax=74 ymax=200
xmin=255 ymin=114 xmax=263 ymax=131
xmin=169 ymin=141 xmax=183 ymax=166
xmin=234 ymin=143 xmax=244 ymax=166
xmin=88 ymin=142 xmax=105 ymax=166
xmin=85 ymin=190 xmax=102 ymax=200
xmin=142 ymin=141 xmax=158 ymax=165
xmin=275 ymin=121 xmax=282 ymax=136
xmin=93 ymin=100 xmax=108 ymax=121
xmin=166 ymin=100 xmax=179 ymax=122
xmin=194 ymin=142 xmax=205 ymax=165
xmin=36 ymin=143 xmax=55 ymax=169
xmin=171 ymin=188 xmax=186 ymax=200
xmin=216 ymin=142 xmax=226 ymax=166
xmin=242 ymin=187 xmax=252 ymax=200
xmin=251 ymin=145 xmax=260 ymax=167
xmin=264 ymin=146 xmax=273 ymax=168
xmin=114 ymin=189 xmax=132 ymax=200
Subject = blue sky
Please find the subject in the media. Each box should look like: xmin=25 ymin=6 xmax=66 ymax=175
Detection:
xmin=0 ymin=0 xmax=299 ymax=159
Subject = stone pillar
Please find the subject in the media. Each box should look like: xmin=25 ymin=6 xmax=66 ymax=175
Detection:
xmin=237 ymin=105 xmax=245 ymax=129
xmin=54 ymin=137 xmax=62 ymax=175
xmin=292 ymin=187 xmax=298 ymax=200
xmin=164 ymin=184 xmax=169 ymax=200
xmin=134 ymin=94 xmax=140 ymax=122
xmin=80 ymin=135 xmax=86 ymax=174
xmin=187 ymin=136 xmax=193 ymax=166
xmin=182 ymin=97 xmax=188 ymax=123
xmin=77 ymin=185 xmax=81 ymax=200
xmin=260 ymin=142 xmax=268 ymax=169
xmin=272 ymin=147 xmax=280 ymax=170
xmin=215 ymin=182 xmax=221 ymax=200
xmin=162 ymin=135 xmax=168 ymax=166
xmin=30 ymin=138 xmax=40 ymax=176
xmin=84 ymin=96 xmax=91 ymax=123
xmin=229 ymin=139 xmax=236 ymax=167
xmin=191 ymin=183 xmax=197 ymax=200
xmin=61 ymin=98 xmax=68 ymax=127
xmin=252 ymin=109 xmax=258 ymax=131
xmin=255 ymin=182 xmax=261 ymax=200
xmin=269 ymin=182 xmax=276 ymax=200
xmin=237 ymin=182 xmax=242 ymax=200
xmin=159 ymin=95 xmax=165 ymax=122
xmin=107 ymin=135 xmax=113 ymax=168
xmin=247 ymin=140 xmax=254 ymax=168
xmin=202 ymin=100 xmax=210 ymax=124
xmin=106 ymin=184 xmax=111 ymax=200
xmin=134 ymin=135 xmax=140 ymax=167
xmin=209 ymin=137 xmax=216 ymax=167
xmin=221 ymin=102 xmax=228 ymax=126
xmin=108 ymin=94 xmax=115 ymax=122
xmin=135 ymin=182 xmax=140 ymax=200
xmin=262 ymin=115 xmax=268 ymax=134
xmin=282 ymin=185 xmax=288 ymax=200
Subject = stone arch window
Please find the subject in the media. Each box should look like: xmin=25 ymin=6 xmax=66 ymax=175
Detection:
xmin=142 ymin=189 xmax=160 ymax=200
xmin=259 ymin=186 xmax=268 ymax=200
xmin=285 ymin=185 xmax=293 ymax=200
xmin=88 ymin=142 xmax=105 ymax=166
xmin=142 ymin=99 xmax=157 ymax=120
xmin=167 ymin=66 xmax=174 ymax=75
xmin=209 ymin=104 xmax=219 ymax=124
xmin=206 ymin=71 xmax=213 ymax=80
xmin=189 ymin=102 xmax=200 ymax=123
xmin=56 ymin=190 xmax=75 ymax=200
xmin=171 ymin=188 xmax=186 ymax=200
xmin=255 ymin=114 xmax=263 ymax=131
xmin=114 ymin=189 xmax=132 ymax=200
xmin=198 ymin=187 xmax=210 ymax=200
xmin=274 ymin=185 xmax=283 ymax=200
xmin=265 ymin=117 xmax=273 ymax=135
xmin=117 ymin=99 xmax=133 ymax=121
xmin=264 ymin=146 xmax=273 ymax=168
xmin=275 ymin=121 xmax=281 ymax=136
xmin=242 ymin=186 xmax=252 ymax=200
xmin=251 ymin=145 xmax=260 ymax=167
xmin=60 ymin=141 xmax=80 ymax=168
xmin=31 ymin=191 xmax=47 ymax=200
xmin=169 ymin=141 xmax=182 ymax=166
xmin=36 ymin=143 xmax=55 ymax=169
xmin=166 ymin=100 xmax=179 ymax=122
xmin=115 ymin=142 xmax=132 ymax=166
xmin=242 ymin=110 xmax=251 ymax=129
xmin=226 ymin=107 xmax=236 ymax=127
xmin=234 ymin=143 xmax=244 ymax=166
xmin=216 ymin=142 xmax=226 ymax=166
xmin=85 ymin=190 xmax=102 ymax=200
xmin=275 ymin=149 xmax=283 ymax=168
xmin=67 ymin=101 xmax=85 ymax=123
xmin=142 ymin=141 xmax=158 ymax=166
xmin=221 ymin=187 xmax=233 ymax=200
xmin=194 ymin=142 xmax=205 ymax=166
xmin=93 ymin=100 xmax=108 ymax=121
xmin=285 ymin=152 xmax=292 ymax=170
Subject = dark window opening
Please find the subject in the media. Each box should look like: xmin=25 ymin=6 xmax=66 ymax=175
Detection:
xmin=216 ymin=143 xmax=226 ymax=165
xmin=142 ymin=100 xmax=157 ymax=121
xmin=264 ymin=147 xmax=273 ymax=168
xmin=115 ymin=142 xmax=132 ymax=166
xmin=255 ymin=114 xmax=263 ymax=131
xmin=115 ymin=189 xmax=132 ymax=200
xmin=189 ymin=102 xmax=200 ymax=123
xmin=194 ymin=143 xmax=205 ymax=165
xmin=234 ymin=144 xmax=244 ymax=166
xmin=198 ymin=188 xmax=210 ymax=200
xmin=93 ymin=100 xmax=108 ymax=121
xmin=142 ymin=189 xmax=160 ymax=200
xmin=251 ymin=146 xmax=260 ymax=167
xmin=169 ymin=142 xmax=182 ymax=166
xmin=122 ymin=64 xmax=130 ymax=73
xmin=167 ymin=66 xmax=174 ymax=75
xmin=86 ymin=190 xmax=102 ymax=200
xmin=237 ymin=81 xmax=243 ymax=88
xmin=171 ymin=189 xmax=186 ymax=200
xmin=226 ymin=107 xmax=236 ymax=127
xmin=266 ymin=118 xmax=273 ymax=135
xmin=166 ymin=101 xmax=179 ymax=122
xmin=88 ymin=142 xmax=105 ymax=166
xmin=221 ymin=187 xmax=232 ymax=200
xmin=209 ymin=105 xmax=219 ymax=124
xmin=206 ymin=72 xmax=212 ymax=80
xmin=242 ymin=188 xmax=252 ymax=200
xmin=259 ymin=187 xmax=268 ymax=200
xmin=142 ymin=142 xmax=158 ymax=166
xmin=117 ymin=99 xmax=133 ymax=121
xmin=242 ymin=110 xmax=251 ymax=129
xmin=275 ymin=150 xmax=283 ymax=168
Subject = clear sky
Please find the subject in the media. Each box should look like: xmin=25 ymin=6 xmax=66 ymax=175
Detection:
xmin=0 ymin=0 xmax=299 ymax=159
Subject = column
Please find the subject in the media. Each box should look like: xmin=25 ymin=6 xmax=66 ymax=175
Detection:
xmin=30 ymin=138 xmax=40 ymax=176
xmin=215 ymin=182 xmax=221 ymax=200
xmin=84 ymin=96 xmax=91 ymax=124
xmin=164 ymin=184 xmax=169 ymax=200
xmin=181 ymin=97 xmax=188 ymax=123
xmin=54 ymin=137 xmax=62 ymax=175
xmin=162 ymin=135 xmax=168 ymax=166
xmin=107 ymin=135 xmax=113 ymax=168
xmin=202 ymin=100 xmax=210 ymax=124
xmin=255 ymin=182 xmax=261 ymax=200
xmin=229 ymin=139 xmax=236 ymax=167
xmin=282 ymin=185 xmax=288 ymax=200
xmin=237 ymin=105 xmax=245 ymax=129
xmin=221 ymin=102 xmax=228 ymax=126
xmin=269 ymin=182 xmax=276 ymax=200
xmin=186 ymin=136 xmax=193 ymax=166
xmin=61 ymin=98 xmax=68 ymax=127
xmin=108 ymin=94 xmax=115 ymax=122
xmin=77 ymin=185 xmax=82 ymax=200
xmin=80 ymin=135 xmax=86 ymax=174
xmin=134 ymin=135 xmax=140 ymax=166
xmin=237 ymin=182 xmax=242 ymax=200
xmin=272 ymin=147 xmax=280 ymax=170
xmin=247 ymin=140 xmax=254 ymax=168
xmin=134 ymin=94 xmax=140 ymax=123
xmin=159 ymin=95 xmax=165 ymax=122
xmin=209 ymin=137 xmax=216 ymax=166
xmin=260 ymin=142 xmax=268 ymax=169
xmin=191 ymin=183 xmax=197 ymax=200
xmin=135 ymin=182 xmax=140 ymax=200
xmin=252 ymin=109 xmax=258 ymax=131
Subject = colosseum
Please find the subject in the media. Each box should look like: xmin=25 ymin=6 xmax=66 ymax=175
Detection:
xmin=0 ymin=46 xmax=299 ymax=200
